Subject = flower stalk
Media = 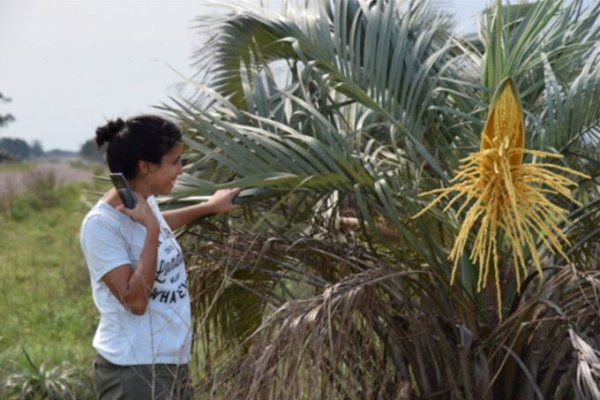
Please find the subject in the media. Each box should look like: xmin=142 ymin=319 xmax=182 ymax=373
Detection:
xmin=414 ymin=79 xmax=589 ymax=315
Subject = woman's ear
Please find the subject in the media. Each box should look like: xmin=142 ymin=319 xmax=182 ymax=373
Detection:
xmin=137 ymin=160 xmax=154 ymax=176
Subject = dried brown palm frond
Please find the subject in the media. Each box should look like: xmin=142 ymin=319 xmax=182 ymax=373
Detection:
xmin=193 ymin=263 xmax=428 ymax=400
xmin=569 ymin=328 xmax=600 ymax=400
xmin=479 ymin=266 xmax=600 ymax=399
xmin=182 ymin=218 xmax=600 ymax=399
xmin=180 ymin=220 xmax=390 ymax=377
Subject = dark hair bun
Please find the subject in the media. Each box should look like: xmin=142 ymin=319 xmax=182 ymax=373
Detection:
xmin=95 ymin=118 xmax=125 ymax=147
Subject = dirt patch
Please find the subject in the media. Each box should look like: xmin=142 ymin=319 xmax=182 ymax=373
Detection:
xmin=0 ymin=161 xmax=94 ymax=198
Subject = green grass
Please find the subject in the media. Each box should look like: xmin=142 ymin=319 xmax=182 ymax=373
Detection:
xmin=0 ymin=161 xmax=33 ymax=173
xmin=0 ymin=172 xmax=108 ymax=385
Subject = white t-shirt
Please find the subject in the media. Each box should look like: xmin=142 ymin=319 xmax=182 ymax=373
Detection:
xmin=80 ymin=195 xmax=192 ymax=366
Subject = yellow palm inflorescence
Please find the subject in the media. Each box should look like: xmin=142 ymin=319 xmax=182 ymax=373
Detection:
xmin=414 ymin=79 xmax=589 ymax=314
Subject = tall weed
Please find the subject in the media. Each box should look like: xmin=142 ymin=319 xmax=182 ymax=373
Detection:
xmin=0 ymin=347 xmax=94 ymax=400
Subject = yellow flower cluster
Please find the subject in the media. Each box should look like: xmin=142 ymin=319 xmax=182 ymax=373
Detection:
xmin=415 ymin=79 xmax=588 ymax=313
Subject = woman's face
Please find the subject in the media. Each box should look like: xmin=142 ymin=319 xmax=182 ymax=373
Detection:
xmin=143 ymin=142 xmax=185 ymax=196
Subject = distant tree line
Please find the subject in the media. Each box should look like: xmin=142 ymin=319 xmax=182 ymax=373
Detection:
xmin=79 ymin=138 xmax=106 ymax=162
xmin=1 ymin=90 xmax=105 ymax=162
xmin=0 ymin=138 xmax=43 ymax=159
xmin=0 ymin=137 xmax=105 ymax=162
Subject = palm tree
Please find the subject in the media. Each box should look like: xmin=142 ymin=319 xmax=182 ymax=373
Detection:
xmin=162 ymin=0 xmax=600 ymax=398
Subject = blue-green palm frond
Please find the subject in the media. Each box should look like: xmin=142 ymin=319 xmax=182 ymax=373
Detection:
xmin=193 ymin=0 xmax=454 ymax=139
xmin=482 ymin=0 xmax=600 ymax=101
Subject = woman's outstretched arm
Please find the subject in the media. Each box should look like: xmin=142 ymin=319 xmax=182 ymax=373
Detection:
xmin=162 ymin=188 xmax=241 ymax=231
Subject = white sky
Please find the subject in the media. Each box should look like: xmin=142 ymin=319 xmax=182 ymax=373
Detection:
xmin=0 ymin=0 xmax=582 ymax=152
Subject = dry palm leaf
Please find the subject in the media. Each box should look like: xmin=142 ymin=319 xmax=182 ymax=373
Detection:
xmin=414 ymin=78 xmax=589 ymax=315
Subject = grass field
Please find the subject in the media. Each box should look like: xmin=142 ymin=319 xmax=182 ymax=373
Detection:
xmin=0 ymin=162 xmax=33 ymax=173
xmin=0 ymin=166 xmax=108 ymax=398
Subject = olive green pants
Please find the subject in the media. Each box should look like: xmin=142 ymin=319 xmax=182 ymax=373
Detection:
xmin=92 ymin=354 xmax=193 ymax=400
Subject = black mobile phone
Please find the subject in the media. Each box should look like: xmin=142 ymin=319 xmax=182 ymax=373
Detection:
xmin=109 ymin=173 xmax=137 ymax=209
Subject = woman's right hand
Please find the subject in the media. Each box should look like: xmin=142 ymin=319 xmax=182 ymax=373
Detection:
xmin=206 ymin=188 xmax=242 ymax=214
xmin=116 ymin=192 xmax=158 ymax=229
xmin=105 ymin=191 xmax=160 ymax=316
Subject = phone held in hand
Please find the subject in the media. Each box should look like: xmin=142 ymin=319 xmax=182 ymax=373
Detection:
xmin=109 ymin=173 xmax=137 ymax=209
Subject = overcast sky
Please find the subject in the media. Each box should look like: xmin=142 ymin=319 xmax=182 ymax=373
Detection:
xmin=0 ymin=0 xmax=581 ymax=152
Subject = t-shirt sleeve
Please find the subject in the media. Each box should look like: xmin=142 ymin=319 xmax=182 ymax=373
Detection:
xmin=81 ymin=215 xmax=132 ymax=283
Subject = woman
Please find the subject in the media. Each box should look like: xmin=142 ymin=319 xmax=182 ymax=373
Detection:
xmin=80 ymin=115 xmax=239 ymax=399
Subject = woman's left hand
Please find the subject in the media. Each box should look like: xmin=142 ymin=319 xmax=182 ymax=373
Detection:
xmin=206 ymin=188 xmax=242 ymax=214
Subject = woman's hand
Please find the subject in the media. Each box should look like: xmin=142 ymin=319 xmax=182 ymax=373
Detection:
xmin=206 ymin=188 xmax=242 ymax=214
xmin=116 ymin=193 xmax=159 ymax=229
xmin=161 ymin=188 xmax=242 ymax=231
xmin=105 ymin=192 xmax=160 ymax=316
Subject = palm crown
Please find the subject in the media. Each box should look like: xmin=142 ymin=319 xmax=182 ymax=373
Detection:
xmin=162 ymin=0 xmax=600 ymax=398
